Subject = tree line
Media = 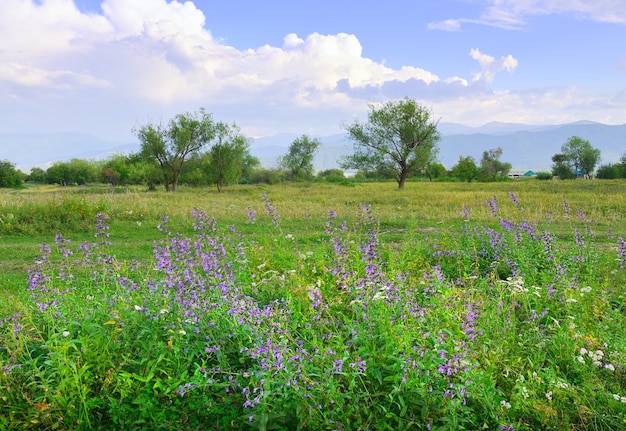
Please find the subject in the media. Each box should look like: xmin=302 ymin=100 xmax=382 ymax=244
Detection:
xmin=1 ymin=99 xmax=622 ymax=190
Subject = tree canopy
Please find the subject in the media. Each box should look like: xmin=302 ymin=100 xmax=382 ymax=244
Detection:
xmin=451 ymin=156 xmax=480 ymax=183
xmin=279 ymin=135 xmax=321 ymax=180
xmin=341 ymin=98 xmax=440 ymax=189
xmin=134 ymin=108 xmax=218 ymax=192
xmin=551 ymin=136 xmax=601 ymax=179
xmin=206 ymin=122 xmax=253 ymax=192
xmin=0 ymin=160 xmax=23 ymax=188
xmin=480 ymin=147 xmax=512 ymax=181
xmin=560 ymin=136 xmax=601 ymax=177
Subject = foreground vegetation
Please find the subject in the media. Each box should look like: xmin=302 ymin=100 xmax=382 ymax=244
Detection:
xmin=1 ymin=181 xmax=625 ymax=430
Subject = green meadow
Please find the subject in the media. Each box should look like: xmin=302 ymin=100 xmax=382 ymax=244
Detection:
xmin=1 ymin=180 xmax=625 ymax=430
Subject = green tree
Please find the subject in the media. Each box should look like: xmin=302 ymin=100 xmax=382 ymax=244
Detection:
xmin=451 ymin=156 xmax=480 ymax=182
xmin=596 ymin=164 xmax=620 ymax=179
xmin=240 ymin=154 xmax=261 ymax=184
xmin=0 ymin=160 xmax=23 ymax=188
xmin=127 ymin=160 xmax=163 ymax=190
xmin=101 ymin=154 xmax=132 ymax=185
xmin=480 ymin=147 xmax=512 ymax=181
xmin=561 ymin=136 xmax=601 ymax=177
xmin=44 ymin=159 xmax=96 ymax=185
xmin=68 ymin=159 xmax=96 ymax=184
xmin=421 ymin=161 xmax=446 ymax=182
xmin=279 ymin=135 xmax=321 ymax=180
xmin=134 ymin=108 xmax=218 ymax=192
xmin=341 ymin=98 xmax=440 ymax=189
xmin=206 ymin=123 xmax=252 ymax=192
xmin=26 ymin=167 xmax=46 ymax=184
xmin=45 ymin=162 xmax=71 ymax=185
xmin=620 ymin=151 xmax=626 ymax=178
xmin=551 ymin=153 xmax=575 ymax=179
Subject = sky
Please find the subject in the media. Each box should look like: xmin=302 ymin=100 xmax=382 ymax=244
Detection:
xmin=1 ymin=0 xmax=626 ymax=143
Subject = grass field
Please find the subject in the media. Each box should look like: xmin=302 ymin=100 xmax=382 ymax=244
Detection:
xmin=1 ymin=180 xmax=625 ymax=430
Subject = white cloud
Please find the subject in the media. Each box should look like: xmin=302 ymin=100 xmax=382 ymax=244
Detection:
xmin=0 ymin=0 xmax=443 ymax=104
xmin=283 ymin=33 xmax=305 ymax=48
xmin=0 ymin=0 xmax=112 ymax=57
xmin=501 ymin=0 xmax=626 ymax=24
xmin=0 ymin=0 xmax=624 ymax=141
xmin=428 ymin=85 xmax=626 ymax=127
xmin=429 ymin=0 xmax=626 ymax=31
xmin=427 ymin=19 xmax=463 ymax=31
xmin=469 ymin=49 xmax=518 ymax=82
xmin=0 ymin=62 xmax=111 ymax=88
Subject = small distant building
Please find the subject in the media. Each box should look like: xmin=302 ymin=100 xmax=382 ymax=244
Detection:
xmin=508 ymin=169 xmax=545 ymax=179
xmin=507 ymin=169 xmax=527 ymax=179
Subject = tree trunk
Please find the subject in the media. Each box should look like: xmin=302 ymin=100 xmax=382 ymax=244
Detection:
xmin=171 ymin=170 xmax=179 ymax=192
xmin=398 ymin=169 xmax=408 ymax=189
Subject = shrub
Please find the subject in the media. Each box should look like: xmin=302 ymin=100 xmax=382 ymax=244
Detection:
xmin=248 ymin=168 xmax=287 ymax=185
xmin=596 ymin=164 xmax=620 ymax=179
xmin=0 ymin=160 xmax=23 ymax=188
xmin=536 ymin=172 xmax=553 ymax=180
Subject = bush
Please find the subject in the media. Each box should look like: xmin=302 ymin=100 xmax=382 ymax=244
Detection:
xmin=248 ymin=168 xmax=287 ymax=185
xmin=536 ymin=172 xmax=554 ymax=180
xmin=0 ymin=160 xmax=23 ymax=188
xmin=596 ymin=164 xmax=620 ymax=179
xmin=317 ymin=168 xmax=344 ymax=179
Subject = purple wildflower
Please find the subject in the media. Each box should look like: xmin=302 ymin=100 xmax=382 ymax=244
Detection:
xmin=618 ymin=237 xmax=626 ymax=269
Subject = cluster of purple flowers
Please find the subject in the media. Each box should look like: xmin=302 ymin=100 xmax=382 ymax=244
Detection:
xmin=7 ymin=190 xmax=625 ymax=431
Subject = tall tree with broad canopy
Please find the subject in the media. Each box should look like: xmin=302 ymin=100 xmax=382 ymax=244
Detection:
xmin=560 ymin=136 xmax=601 ymax=177
xmin=279 ymin=134 xmax=321 ymax=180
xmin=452 ymin=155 xmax=480 ymax=182
xmin=134 ymin=109 xmax=218 ymax=192
xmin=206 ymin=122 xmax=253 ymax=192
xmin=480 ymin=147 xmax=512 ymax=181
xmin=551 ymin=153 xmax=575 ymax=179
xmin=341 ymin=98 xmax=440 ymax=189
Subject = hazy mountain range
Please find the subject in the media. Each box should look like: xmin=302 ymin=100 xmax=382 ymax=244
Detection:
xmin=2 ymin=121 xmax=624 ymax=173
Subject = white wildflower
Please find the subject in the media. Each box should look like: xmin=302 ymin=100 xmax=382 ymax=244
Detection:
xmin=178 ymin=330 xmax=186 ymax=335
xmin=545 ymin=391 xmax=552 ymax=401
xmin=62 ymin=331 xmax=70 ymax=337
xmin=554 ymin=381 xmax=569 ymax=390
xmin=500 ymin=400 xmax=511 ymax=409
xmin=134 ymin=305 xmax=143 ymax=311
xmin=521 ymin=387 xmax=530 ymax=399
xmin=581 ymin=286 xmax=592 ymax=293
xmin=611 ymin=394 xmax=626 ymax=403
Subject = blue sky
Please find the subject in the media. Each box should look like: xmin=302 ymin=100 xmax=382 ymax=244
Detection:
xmin=1 ymin=0 xmax=625 ymax=142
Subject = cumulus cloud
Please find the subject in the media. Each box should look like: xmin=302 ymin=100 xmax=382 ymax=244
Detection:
xmin=469 ymin=49 xmax=518 ymax=82
xmin=0 ymin=0 xmax=624 ymax=140
xmin=0 ymin=0 xmax=452 ymax=111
